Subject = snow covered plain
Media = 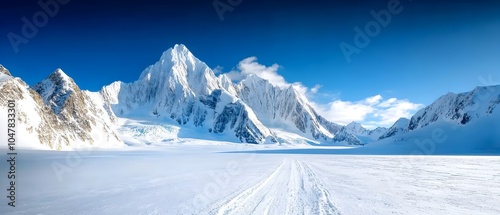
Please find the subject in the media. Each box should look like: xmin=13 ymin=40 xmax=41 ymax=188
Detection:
xmin=1 ymin=143 xmax=499 ymax=215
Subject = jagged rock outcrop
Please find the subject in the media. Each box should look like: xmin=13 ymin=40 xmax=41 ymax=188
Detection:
xmin=0 ymin=67 xmax=122 ymax=150
xmin=32 ymin=69 xmax=122 ymax=148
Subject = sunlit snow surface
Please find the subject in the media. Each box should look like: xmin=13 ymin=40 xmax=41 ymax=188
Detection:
xmin=1 ymin=144 xmax=499 ymax=215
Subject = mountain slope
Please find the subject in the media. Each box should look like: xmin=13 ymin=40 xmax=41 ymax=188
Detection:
xmin=408 ymin=85 xmax=500 ymax=130
xmin=235 ymin=74 xmax=338 ymax=141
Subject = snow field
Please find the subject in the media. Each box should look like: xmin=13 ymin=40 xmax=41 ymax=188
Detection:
xmin=1 ymin=146 xmax=499 ymax=215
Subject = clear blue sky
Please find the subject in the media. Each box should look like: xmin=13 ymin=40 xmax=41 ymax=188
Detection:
xmin=1 ymin=0 xmax=499 ymax=110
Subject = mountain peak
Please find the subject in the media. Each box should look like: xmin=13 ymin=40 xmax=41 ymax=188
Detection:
xmin=33 ymin=69 xmax=81 ymax=115
xmin=241 ymin=74 xmax=268 ymax=85
xmin=140 ymin=44 xmax=216 ymax=86
xmin=151 ymin=44 xmax=204 ymax=72
xmin=344 ymin=121 xmax=368 ymax=135
xmin=48 ymin=68 xmax=74 ymax=85
xmin=0 ymin=64 xmax=12 ymax=76
xmin=378 ymin=117 xmax=410 ymax=140
xmin=346 ymin=121 xmax=363 ymax=127
xmin=173 ymin=44 xmax=188 ymax=52
xmin=165 ymin=44 xmax=193 ymax=58
xmin=394 ymin=117 xmax=410 ymax=125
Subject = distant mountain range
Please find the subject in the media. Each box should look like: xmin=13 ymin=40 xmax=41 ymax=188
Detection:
xmin=1 ymin=45 xmax=499 ymax=151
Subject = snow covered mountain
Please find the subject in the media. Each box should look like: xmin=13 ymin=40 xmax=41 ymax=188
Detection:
xmin=407 ymin=85 xmax=500 ymax=130
xmin=95 ymin=45 xmax=499 ymax=146
xmin=5 ymin=44 xmax=497 ymax=150
xmin=99 ymin=44 xmax=275 ymax=144
xmin=374 ymin=85 xmax=500 ymax=153
xmin=378 ymin=118 xmax=409 ymax=140
xmin=0 ymin=45 xmax=394 ymax=148
xmin=332 ymin=130 xmax=364 ymax=145
xmin=330 ymin=121 xmax=388 ymax=145
xmin=95 ymin=44 xmax=385 ymax=145
xmin=234 ymin=74 xmax=339 ymax=141
xmin=0 ymin=67 xmax=122 ymax=150
xmin=341 ymin=85 xmax=500 ymax=148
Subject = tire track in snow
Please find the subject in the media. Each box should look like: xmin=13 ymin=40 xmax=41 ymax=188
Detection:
xmin=210 ymin=158 xmax=341 ymax=215
xmin=214 ymin=159 xmax=290 ymax=215
xmin=294 ymin=159 xmax=342 ymax=215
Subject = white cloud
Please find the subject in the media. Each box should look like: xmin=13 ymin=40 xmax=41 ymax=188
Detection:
xmin=226 ymin=56 xmax=290 ymax=87
xmin=373 ymin=98 xmax=422 ymax=127
xmin=213 ymin=65 xmax=224 ymax=74
xmin=225 ymin=70 xmax=244 ymax=81
xmin=364 ymin=94 xmax=383 ymax=105
xmin=312 ymin=95 xmax=423 ymax=129
xmin=227 ymin=57 xmax=318 ymax=100
xmin=292 ymin=82 xmax=309 ymax=96
xmin=311 ymin=84 xmax=322 ymax=94
xmin=312 ymin=100 xmax=375 ymax=125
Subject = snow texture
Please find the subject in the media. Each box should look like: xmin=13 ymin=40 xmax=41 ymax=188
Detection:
xmin=1 ymin=146 xmax=499 ymax=215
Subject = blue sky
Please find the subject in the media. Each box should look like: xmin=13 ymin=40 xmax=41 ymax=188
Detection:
xmin=1 ymin=0 xmax=500 ymax=128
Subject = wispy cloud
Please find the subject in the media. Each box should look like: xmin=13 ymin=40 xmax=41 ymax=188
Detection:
xmin=226 ymin=56 xmax=310 ymax=93
xmin=311 ymin=84 xmax=322 ymax=94
xmin=212 ymin=65 xmax=224 ymax=74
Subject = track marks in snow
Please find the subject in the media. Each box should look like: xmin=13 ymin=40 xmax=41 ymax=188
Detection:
xmin=295 ymin=159 xmax=341 ymax=215
xmin=210 ymin=158 xmax=341 ymax=215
